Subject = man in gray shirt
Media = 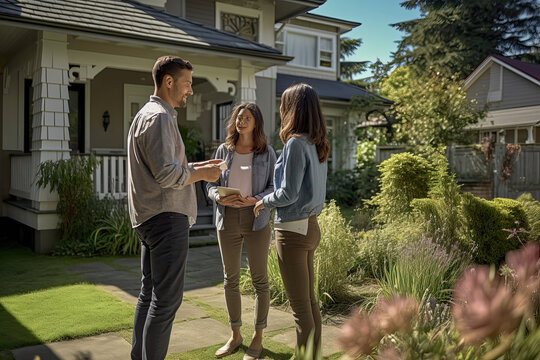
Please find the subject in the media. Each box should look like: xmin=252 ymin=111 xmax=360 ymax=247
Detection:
xmin=128 ymin=55 xmax=221 ymax=360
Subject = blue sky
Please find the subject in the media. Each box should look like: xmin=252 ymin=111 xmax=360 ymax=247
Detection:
xmin=311 ymin=0 xmax=422 ymax=78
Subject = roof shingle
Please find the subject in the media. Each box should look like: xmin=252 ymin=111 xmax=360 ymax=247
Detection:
xmin=0 ymin=0 xmax=288 ymax=59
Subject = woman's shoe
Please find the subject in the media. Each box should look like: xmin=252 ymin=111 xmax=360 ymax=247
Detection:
xmin=215 ymin=337 xmax=243 ymax=358
xmin=243 ymin=346 xmax=263 ymax=360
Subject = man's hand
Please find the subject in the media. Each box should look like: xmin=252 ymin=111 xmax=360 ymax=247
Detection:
xmin=253 ymin=199 xmax=265 ymax=217
xmin=199 ymin=164 xmax=221 ymax=182
xmin=186 ymin=164 xmax=221 ymax=184
xmin=192 ymin=159 xmax=223 ymax=169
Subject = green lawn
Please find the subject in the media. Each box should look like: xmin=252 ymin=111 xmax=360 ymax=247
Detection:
xmin=0 ymin=243 xmax=135 ymax=351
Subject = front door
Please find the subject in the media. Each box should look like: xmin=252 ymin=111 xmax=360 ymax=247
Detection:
xmin=123 ymin=84 xmax=154 ymax=149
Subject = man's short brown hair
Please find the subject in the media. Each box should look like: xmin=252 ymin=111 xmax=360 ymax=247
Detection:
xmin=152 ymin=55 xmax=193 ymax=88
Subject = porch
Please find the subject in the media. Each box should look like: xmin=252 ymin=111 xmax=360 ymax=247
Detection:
xmin=9 ymin=153 xmax=216 ymax=233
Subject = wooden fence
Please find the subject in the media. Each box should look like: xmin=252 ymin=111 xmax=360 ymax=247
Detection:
xmin=375 ymin=144 xmax=540 ymax=200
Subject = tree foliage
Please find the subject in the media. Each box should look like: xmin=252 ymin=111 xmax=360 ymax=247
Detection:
xmin=340 ymin=37 xmax=370 ymax=80
xmin=380 ymin=66 xmax=485 ymax=147
xmin=392 ymin=0 xmax=540 ymax=77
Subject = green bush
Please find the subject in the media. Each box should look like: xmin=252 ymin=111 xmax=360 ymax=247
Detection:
xmin=315 ymin=200 xmax=358 ymax=304
xmin=241 ymin=201 xmax=357 ymax=307
xmin=368 ymin=152 xmax=432 ymax=224
xmin=462 ymin=193 xmax=528 ymax=264
xmin=517 ymin=193 xmax=540 ymax=242
xmin=91 ymin=201 xmax=139 ymax=256
xmin=36 ymin=154 xmax=100 ymax=242
xmin=326 ymin=165 xmax=379 ymax=207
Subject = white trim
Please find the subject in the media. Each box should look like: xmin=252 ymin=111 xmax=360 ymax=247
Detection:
xmin=84 ymin=80 xmax=91 ymax=153
xmin=215 ymin=2 xmax=263 ymax=42
xmin=464 ymin=55 xmax=540 ymax=90
xmin=295 ymin=15 xmax=359 ymax=34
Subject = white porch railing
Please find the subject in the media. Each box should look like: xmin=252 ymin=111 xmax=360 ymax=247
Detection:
xmin=10 ymin=154 xmax=33 ymax=199
xmin=94 ymin=155 xmax=128 ymax=199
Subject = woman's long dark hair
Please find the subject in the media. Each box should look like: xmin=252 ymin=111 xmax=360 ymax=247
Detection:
xmin=279 ymin=83 xmax=330 ymax=163
xmin=224 ymin=102 xmax=268 ymax=154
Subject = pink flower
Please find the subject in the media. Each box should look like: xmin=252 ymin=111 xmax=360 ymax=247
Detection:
xmin=338 ymin=308 xmax=380 ymax=357
xmin=505 ymin=241 xmax=540 ymax=296
xmin=373 ymin=295 xmax=419 ymax=334
xmin=452 ymin=266 xmax=529 ymax=344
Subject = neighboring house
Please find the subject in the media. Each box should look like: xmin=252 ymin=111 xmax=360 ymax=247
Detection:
xmin=275 ymin=13 xmax=392 ymax=170
xmin=0 ymin=0 xmax=386 ymax=252
xmin=464 ymin=54 xmax=540 ymax=144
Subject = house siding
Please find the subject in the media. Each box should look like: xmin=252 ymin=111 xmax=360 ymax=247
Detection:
xmin=468 ymin=66 xmax=540 ymax=111
xmin=255 ymin=76 xmax=276 ymax=139
xmin=90 ymin=68 xmax=154 ymax=150
xmin=497 ymin=68 xmax=540 ymax=110
xmin=186 ymin=0 xmax=215 ymax=26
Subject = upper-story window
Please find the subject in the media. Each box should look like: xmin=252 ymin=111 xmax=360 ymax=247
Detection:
xmin=277 ymin=26 xmax=336 ymax=71
xmin=216 ymin=2 xmax=262 ymax=43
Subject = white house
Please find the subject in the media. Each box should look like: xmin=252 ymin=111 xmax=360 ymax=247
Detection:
xmin=0 ymin=0 xmax=387 ymax=252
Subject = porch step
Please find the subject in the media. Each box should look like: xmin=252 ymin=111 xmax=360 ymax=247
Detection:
xmin=189 ymin=234 xmax=218 ymax=247
xmin=191 ymin=223 xmax=215 ymax=231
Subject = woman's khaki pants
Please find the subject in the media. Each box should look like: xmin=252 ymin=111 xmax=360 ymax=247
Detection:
xmin=275 ymin=215 xmax=321 ymax=348
xmin=217 ymin=206 xmax=271 ymax=329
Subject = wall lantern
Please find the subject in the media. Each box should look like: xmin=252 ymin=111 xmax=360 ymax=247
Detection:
xmin=102 ymin=110 xmax=110 ymax=132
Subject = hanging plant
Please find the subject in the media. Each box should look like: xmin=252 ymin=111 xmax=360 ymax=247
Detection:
xmin=501 ymin=144 xmax=521 ymax=181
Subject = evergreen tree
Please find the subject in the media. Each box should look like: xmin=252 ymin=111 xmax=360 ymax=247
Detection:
xmin=392 ymin=0 xmax=540 ymax=77
xmin=340 ymin=37 xmax=370 ymax=80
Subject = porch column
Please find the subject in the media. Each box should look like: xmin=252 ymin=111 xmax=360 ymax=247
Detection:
xmin=238 ymin=60 xmax=256 ymax=103
xmin=526 ymin=125 xmax=534 ymax=143
xmin=30 ymin=31 xmax=71 ymax=211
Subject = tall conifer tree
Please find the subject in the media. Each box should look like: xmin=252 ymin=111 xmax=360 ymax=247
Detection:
xmin=392 ymin=0 xmax=540 ymax=77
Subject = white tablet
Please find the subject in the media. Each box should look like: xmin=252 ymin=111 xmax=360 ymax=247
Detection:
xmin=217 ymin=186 xmax=241 ymax=197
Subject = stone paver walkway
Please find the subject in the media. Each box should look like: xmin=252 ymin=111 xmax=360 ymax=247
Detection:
xmin=11 ymin=245 xmax=343 ymax=359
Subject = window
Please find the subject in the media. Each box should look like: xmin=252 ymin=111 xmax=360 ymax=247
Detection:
xmin=221 ymin=13 xmax=259 ymax=41
xmin=215 ymin=101 xmax=233 ymax=141
xmin=287 ymin=32 xmax=317 ymax=68
xmin=282 ymin=28 xmax=336 ymax=70
xmin=24 ymin=79 xmax=33 ymax=153
xmin=68 ymin=84 xmax=85 ymax=154
xmin=216 ymin=2 xmax=262 ymax=42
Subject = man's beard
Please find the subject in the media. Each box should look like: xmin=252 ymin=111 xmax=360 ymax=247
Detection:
xmin=178 ymin=97 xmax=187 ymax=108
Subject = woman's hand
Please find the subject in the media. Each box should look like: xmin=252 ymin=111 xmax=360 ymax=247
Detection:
xmin=216 ymin=194 xmax=245 ymax=207
xmin=253 ymin=200 xmax=265 ymax=217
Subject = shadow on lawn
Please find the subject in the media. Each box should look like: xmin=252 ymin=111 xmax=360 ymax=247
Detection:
xmin=0 ymin=240 xmax=226 ymax=355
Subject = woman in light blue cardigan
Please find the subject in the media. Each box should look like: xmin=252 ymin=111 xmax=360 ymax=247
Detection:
xmin=254 ymin=83 xmax=329 ymax=351
xmin=207 ymin=102 xmax=276 ymax=360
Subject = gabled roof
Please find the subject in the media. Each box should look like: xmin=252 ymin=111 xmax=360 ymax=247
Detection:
xmin=276 ymin=73 xmax=393 ymax=104
xmin=463 ymin=54 xmax=540 ymax=90
xmin=298 ymin=13 xmax=361 ymax=34
xmin=0 ymin=0 xmax=291 ymax=61
xmin=275 ymin=0 xmax=326 ymax=22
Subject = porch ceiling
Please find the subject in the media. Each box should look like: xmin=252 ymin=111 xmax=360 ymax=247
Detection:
xmin=0 ymin=0 xmax=292 ymax=65
xmin=0 ymin=24 xmax=34 ymax=67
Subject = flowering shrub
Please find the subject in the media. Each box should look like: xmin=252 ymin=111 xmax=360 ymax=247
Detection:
xmin=378 ymin=235 xmax=469 ymax=301
xmin=338 ymin=242 xmax=540 ymax=359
